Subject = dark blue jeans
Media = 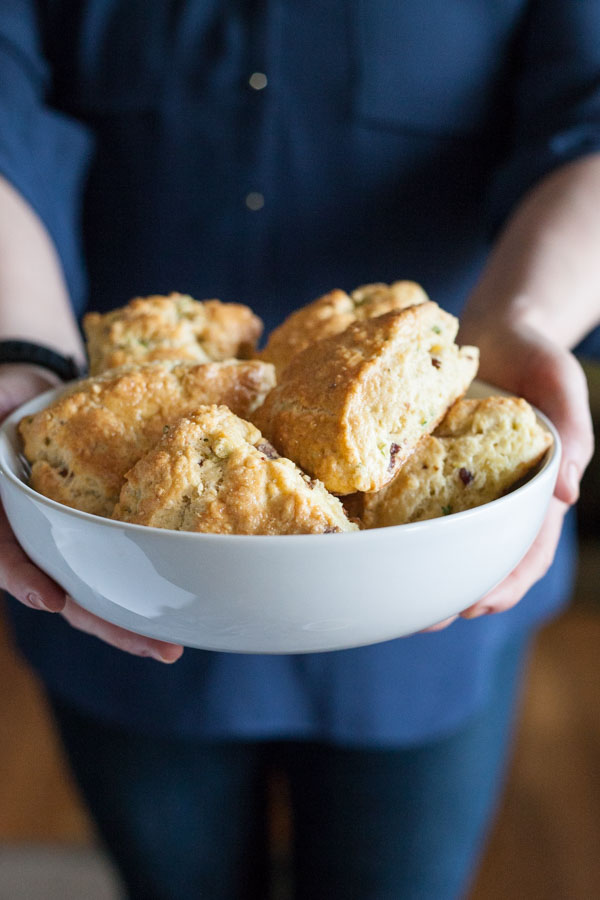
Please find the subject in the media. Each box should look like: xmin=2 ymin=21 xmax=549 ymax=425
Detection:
xmin=48 ymin=635 xmax=528 ymax=900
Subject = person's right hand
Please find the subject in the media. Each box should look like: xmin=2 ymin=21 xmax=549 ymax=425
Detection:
xmin=0 ymin=364 xmax=184 ymax=663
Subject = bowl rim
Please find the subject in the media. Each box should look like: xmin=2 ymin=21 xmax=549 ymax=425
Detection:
xmin=0 ymin=380 xmax=561 ymax=544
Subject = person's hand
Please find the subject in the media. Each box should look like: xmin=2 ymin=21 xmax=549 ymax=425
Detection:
xmin=427 ymin=318 xmax=593 ymax=629
xmin=0 ymin=364 xmax=183 ymax=663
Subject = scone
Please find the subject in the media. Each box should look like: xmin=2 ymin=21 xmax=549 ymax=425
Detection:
xmin=19 ymin=359 xmax=275 ymax=517
xmin=113 ymin=406 xmax=358 ymax=535
xmin=260 ymin=281 xmax=428 ymax=375
xmin=359 ymin=396 xmax=553 ymax=527
xmin=254 ymin=302 xmax=479 ymax=494
xmin=84 ymin=293 xmax=263 ymax=374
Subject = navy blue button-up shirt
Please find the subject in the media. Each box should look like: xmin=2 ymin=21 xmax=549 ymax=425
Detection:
xmin=2 ymin=1 xmax=597 ymax=742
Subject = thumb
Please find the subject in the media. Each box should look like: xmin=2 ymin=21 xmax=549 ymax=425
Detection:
xmin=527 ymin=344 xmax=594 ymax=505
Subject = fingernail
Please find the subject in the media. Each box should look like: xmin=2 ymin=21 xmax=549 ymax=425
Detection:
xmin=461 ymin=605 xmax=493 ymax=619
xmin=425 ymin=615 xmax=459 ymax=631
xmin=26 ymin=592 xmax=46 ymax=610
xmin=143 ymin=648 xmax=179 ymax=664
xmin=157 ymin=650 xmax=181 ymax=664
xmin=567 ymin=462 xmax=580 ymax=503
xmin=26 ymin=591 xmax=62 ymax=612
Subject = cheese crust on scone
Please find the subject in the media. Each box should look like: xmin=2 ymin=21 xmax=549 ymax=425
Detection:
xmin=254 ymin=302 xmax=479 ymax=494
xmin=19 ymin=360 xmax=275 ymax=517
xmin=84 ymin=293 xmax=263 ymax=374
xmin=113 ymin=405 xmax=358 ymax=534
xmin=260 ymin=281 xmax=428 ymax=376
xmin=359 ymin=396 xmax=552 ymax=527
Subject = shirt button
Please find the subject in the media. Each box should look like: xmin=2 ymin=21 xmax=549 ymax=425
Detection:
xmin=245 ymin=192 xmax=265 ymax=211
xmin=249 ymin=72 xmax=268 ymax=91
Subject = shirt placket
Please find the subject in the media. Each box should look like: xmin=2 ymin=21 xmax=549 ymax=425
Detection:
xmin=233 ymin=2 xmax=281 ymax=311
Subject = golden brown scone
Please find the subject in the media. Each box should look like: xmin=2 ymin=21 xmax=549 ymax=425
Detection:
xmin=113 ymin=406 xmax=358 ymax=535
xmin=84 ymin=293 xmax=263 ymax=374
xmin=254 ymin=302 xmax=479 ymax=495
xmin=19 ymin=360 xmax=275 ymax=517
xmin=260 ymin=281 xmax=428 ymax=375
xmin=359 ymin=396 xmax=553 ymax=527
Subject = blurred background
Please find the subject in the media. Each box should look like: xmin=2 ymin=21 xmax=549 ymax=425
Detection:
xmin=1 ymin=363 xmax=599 ymax=900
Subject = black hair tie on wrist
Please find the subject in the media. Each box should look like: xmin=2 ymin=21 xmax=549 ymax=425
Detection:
xmin=0 ymin=340 xmax=85 ymax=382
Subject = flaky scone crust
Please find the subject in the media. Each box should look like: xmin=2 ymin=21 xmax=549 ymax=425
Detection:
xmin=19 ymin=360 xmax=275 ymax=517
xmin=113 ymin=405 xmax=358 ymax=535
xmin=254 ymin=302 xmax=479 ymax=494
xmin=260 ymin=281 xmax=428 ymax=376
xmin=84 ymin=293 xmax=263 ymax=374
xmin=359 ymin=396 xmax=553 ymax=527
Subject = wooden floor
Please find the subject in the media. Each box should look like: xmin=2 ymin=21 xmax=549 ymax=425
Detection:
xmin=470 ymin=603 xmax=600 ymax=900
xmin=1 ymin=580 xmax=600 ymax=898
xmin=0 ymin=603 xmax=93 ymax=846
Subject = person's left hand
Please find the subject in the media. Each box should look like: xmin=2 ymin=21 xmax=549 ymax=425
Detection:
xmin=423 ymin=317 xmax=594 ymax=631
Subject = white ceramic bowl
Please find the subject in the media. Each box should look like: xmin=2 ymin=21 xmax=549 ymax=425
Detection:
xmin=0 ymin=382 xmax=559 ymax=653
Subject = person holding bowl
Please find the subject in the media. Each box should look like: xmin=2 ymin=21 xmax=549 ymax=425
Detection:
xmin=0 ymin=3 xmax=598 ymax=898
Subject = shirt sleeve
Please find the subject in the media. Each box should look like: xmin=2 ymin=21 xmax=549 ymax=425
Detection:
xmin=489 ymin=0 xmax=600 ymax=356
xmin=491 ymin=0 xmax=600 ymax=223
xmin=0 ymin=1 xmax=93 ymax=314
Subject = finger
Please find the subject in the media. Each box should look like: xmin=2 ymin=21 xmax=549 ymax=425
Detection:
xmin=61 ymin=595 xmax=184 ymax=663
xmin=527 ymin=348 xmax=594 ymax=505
xmin=420 ymin=615 xmax=459 ymax=633
xmin=0 ymin=508 xmax=65 ymax=611
xmin=460 ymin=497 xmax=567 ymax=618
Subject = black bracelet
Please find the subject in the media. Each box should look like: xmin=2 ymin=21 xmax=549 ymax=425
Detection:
xmin=0 ymin=340 xmax=85 ymax=382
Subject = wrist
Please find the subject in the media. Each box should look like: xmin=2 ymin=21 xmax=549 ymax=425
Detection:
xmin=461 ymin=292 xmax=564 ymax=356
xmin=0 ymin=340 xmax=85 ymax=382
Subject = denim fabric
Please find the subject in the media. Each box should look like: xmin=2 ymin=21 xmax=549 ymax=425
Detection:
xmin=1 ymin=1 xmax=594 ymax=741
xmin=48 ymin=630 xmax=528 ymax=900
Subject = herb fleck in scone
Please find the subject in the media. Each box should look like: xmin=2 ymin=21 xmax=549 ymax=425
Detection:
xmin=84 ymin=293 xmax=263 ymax=374
xmin=359 ymin=397 xmax=553 ymax=526
xmin=113 ymin=406 xmax=358 ymax=535
xmin=260 ymin=281 xmax=428 ymax=375
xmin=19 ymin=360 xmax=275 ymax=517
xmin=254 ymin=302 xmax=479 ymax=495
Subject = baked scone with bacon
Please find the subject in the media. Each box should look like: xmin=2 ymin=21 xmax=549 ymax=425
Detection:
xmin=359 ymin=396 xmax=552 ymax=527
xmin=19 ymin=360 xmax=275 ymax=517
xmin=260 ymin=281 xmax=428 ymax=375
xmin=84 ymin=293 xmax=263 ymax=374
xmin=254 ymin=302 xmax=479 ymax=495
xmin=113 ymin=406 xmax=358 ymax=535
